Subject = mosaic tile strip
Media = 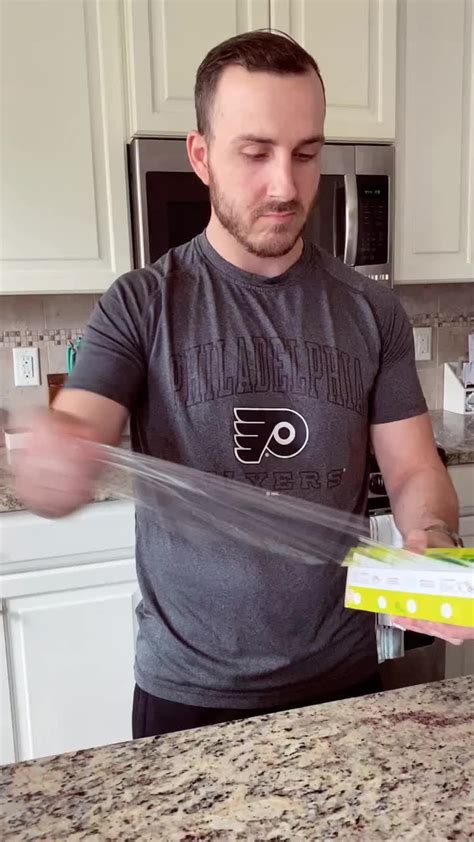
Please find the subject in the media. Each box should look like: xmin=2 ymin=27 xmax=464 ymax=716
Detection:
xmin=0 ymin=313 xmax=472 ymax=349
xmin=0 ymin=328 xmax=84 ymax=349
xmin=411 ymin=314 xmax=474 ymax=328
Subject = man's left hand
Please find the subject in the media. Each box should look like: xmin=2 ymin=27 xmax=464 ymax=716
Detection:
xmin=403 ymin=527 xmax=451 ymax=555
xmin=391 ymin=528 xmax=473 ymax=646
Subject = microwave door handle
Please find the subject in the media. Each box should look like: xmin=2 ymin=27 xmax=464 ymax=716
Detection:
xmin=344 ymin=174 xmax=358 ymax=266
xmin=332 ymin=181 xmax=339 ymax=257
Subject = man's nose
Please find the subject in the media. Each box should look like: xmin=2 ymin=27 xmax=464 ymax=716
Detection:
xmin=267 ymin=156 xmax=298 ymax=203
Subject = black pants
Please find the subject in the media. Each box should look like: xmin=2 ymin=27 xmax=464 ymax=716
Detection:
xmin=132 ymin=672 xmax=382 ymax=739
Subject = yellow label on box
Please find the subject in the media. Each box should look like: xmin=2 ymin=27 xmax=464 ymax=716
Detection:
xmin=345 ymin=584 xmax=474 ymax=626
xmin=344 ymin=545 xmax=474 ymax=626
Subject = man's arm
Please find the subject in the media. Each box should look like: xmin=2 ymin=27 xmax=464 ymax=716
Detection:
xmin=14 ymin=265 xmax=157 ymax=516
xmin=371 ymin=412 xmax=459 ymax=547
xmin=370 ymin=412 xmax=474 ymax=644
xmin=53 ymin=388 xmax=129 ymax=444
xmin=14 ymin=390 xmax=129 ymax=518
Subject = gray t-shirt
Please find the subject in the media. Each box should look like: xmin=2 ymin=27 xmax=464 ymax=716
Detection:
xmin=67 ymin=234 xmax=426 ymax=708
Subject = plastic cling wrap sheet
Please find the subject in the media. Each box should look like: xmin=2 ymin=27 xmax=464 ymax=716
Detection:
xmin=93 ymin=446 xmax=470 ymax=567
xmin=93 ymin=445 xmax=370 ymax=567
xmin=5 ymin=445 xmax=473 ymax=657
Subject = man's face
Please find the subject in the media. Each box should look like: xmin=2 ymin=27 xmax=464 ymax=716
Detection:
xmin=202 ymin=66 xmax=325 ymax=258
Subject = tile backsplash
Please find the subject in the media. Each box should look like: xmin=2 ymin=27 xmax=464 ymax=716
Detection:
xmin=0 ymin=284 xmax=473 ymax=427
xmin=396 ymin=283 xmax=473 ymax=411
xmin=0 ymin=294 xmax=97 ymax=426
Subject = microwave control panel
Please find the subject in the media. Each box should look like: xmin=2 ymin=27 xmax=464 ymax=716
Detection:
xmin=356 ymin=175 xmax=389 ymax=266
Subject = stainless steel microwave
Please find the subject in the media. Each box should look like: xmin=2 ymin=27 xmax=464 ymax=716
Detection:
xmin=128 ymin=139 xmax=394 ymax=285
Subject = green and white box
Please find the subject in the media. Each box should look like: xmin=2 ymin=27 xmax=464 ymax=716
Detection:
xmin=344 ymin=546 xmax=474 ymax=627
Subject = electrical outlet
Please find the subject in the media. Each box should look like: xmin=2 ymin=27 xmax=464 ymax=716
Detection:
xmin=13 ymin=347 xmax=41 ymax=386
xmin=413 ymin=327 xmax=432 ymax=361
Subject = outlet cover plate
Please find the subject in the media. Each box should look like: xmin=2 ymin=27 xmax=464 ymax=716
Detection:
xmin=413 ymin=327 xmax=432 ymax=362
xmin=13 ymin=347 xmax=41 ymax=386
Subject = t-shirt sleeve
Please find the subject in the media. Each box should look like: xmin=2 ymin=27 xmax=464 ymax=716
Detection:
xmin=369 ymin=294 xmax=427 ymax=425
xmin=66 ymin=270 xmax=159 ymax=410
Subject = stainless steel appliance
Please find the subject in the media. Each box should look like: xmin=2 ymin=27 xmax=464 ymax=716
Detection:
xmin=128 ymin=139 xmax=394 ymax=283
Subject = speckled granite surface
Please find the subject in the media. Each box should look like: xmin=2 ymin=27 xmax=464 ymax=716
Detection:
xmin=1 ymin=677 xmax=473 ymax=841
xmin=430 ymin=410 xmax=474 ymax=466
xmin=0 ymin=461 xmax=133 ymax=513
xmin=1 ymin=410 xmax=472 ymax=513
xmin=0 ymin=439 xmax=133 ymax=513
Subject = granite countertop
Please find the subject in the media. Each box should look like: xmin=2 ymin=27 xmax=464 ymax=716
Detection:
xmin=1 ymin=676 xmax=472 ymax=841
xmin=0 ymin=472 xmax=132 ymax=514
xmin=0 ymin=438 xmax=134 ymax=514
xmin=1 ymin=410 xmax=473 ymax=514
xmin=429 ymin=409 xmax=474 ymax=466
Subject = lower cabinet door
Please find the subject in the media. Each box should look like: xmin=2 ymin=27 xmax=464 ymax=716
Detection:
xmin=459 ymin=514 xmax=474 ymax=548
xmin=0 ymin=608 xmax=15 ymax=765
xmin=6 ymin=575 xmax=139 ymax=761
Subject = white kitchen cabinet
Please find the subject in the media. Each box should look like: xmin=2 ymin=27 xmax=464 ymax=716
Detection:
xmin=448 ymin=464 xmax=474 ymax=545
xmin=117 ymin=0 xmax=398 ymax=139
xmin=445 ymin=620 xmax=474 ymax=679
xmin=445 ymin=639 xmax=474 ymax=679
xmin=0 ymin=0 xmax=131 ymax=294
xmin=123 ymin=0 xmax=269 ymax=136
xmin=449 ymin=464 xmax=474 ymax=509
xmin=459 ymin=513 xmax=474 ymax=548
xmin=438 ymin=463 xmax=473 ymax=680
xmin=0 ymin=608 xmax=15 ymax=766
xmin=448 ymin=463 xmax=474 ymax=546
xmin=270 ymin=0 xmax=397 ymax=141
xmin=4 ymin=565 xmax=138 ymax=762
xmin=395 ymin=0 xmax=474 ymax=283
xmin=0 ymin=500 xmax=138 ymax=762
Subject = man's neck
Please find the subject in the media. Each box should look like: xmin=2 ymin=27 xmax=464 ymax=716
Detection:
xmin=205 ymin=215 xmax=303 ymax=278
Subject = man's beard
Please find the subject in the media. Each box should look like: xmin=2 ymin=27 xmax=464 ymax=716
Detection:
xmin=208 ymin=169 xmax=313 ymax=259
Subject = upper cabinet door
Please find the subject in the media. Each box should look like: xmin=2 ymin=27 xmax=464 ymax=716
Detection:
xmin=0 ymin=0 xmax=131 ymax=294
xmin=395 ymin=0 xmax=474 ymax=283
xmin=270 ymin=0 xmax=397 ymax=141
xmin=124 ymin=0 xmax=270 ymax=136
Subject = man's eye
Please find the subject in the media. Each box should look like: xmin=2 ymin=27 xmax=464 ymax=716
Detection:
xmin=295 ymin=153 xmax=317 ymax=162
xmin=244 ymin=152 xmax=268 ymax=161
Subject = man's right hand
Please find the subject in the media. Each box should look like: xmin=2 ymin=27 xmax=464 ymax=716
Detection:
xmin=13 ymin=409 xmax=101 ymax=518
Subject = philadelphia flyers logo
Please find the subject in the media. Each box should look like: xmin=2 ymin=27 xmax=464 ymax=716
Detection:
xmin=233 ymin=408 xmax=309 ymax=465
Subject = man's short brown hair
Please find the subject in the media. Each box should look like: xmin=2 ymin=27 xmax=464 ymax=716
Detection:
xmin=195 ymin=30 xmax=325 ymax=138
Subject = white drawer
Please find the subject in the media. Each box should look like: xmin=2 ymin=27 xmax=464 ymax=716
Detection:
xmin=459 ymin=514 xmax=474 ymax=547
xmin=448 ymin=464 xmax=474 ymax=509
xmin=0 ymin=500 xmax=135 ymax=565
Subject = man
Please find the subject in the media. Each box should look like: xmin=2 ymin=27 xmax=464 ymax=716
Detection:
xmin=15 ymin=32 xmax=467 ymax=739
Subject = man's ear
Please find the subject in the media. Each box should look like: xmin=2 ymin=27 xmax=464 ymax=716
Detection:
xmin=187 ymin=132 xmax=210 ymax=186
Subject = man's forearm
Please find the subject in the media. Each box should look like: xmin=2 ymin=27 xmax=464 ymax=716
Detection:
xmin=389 ymin=464 xmax=459 ymax=544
